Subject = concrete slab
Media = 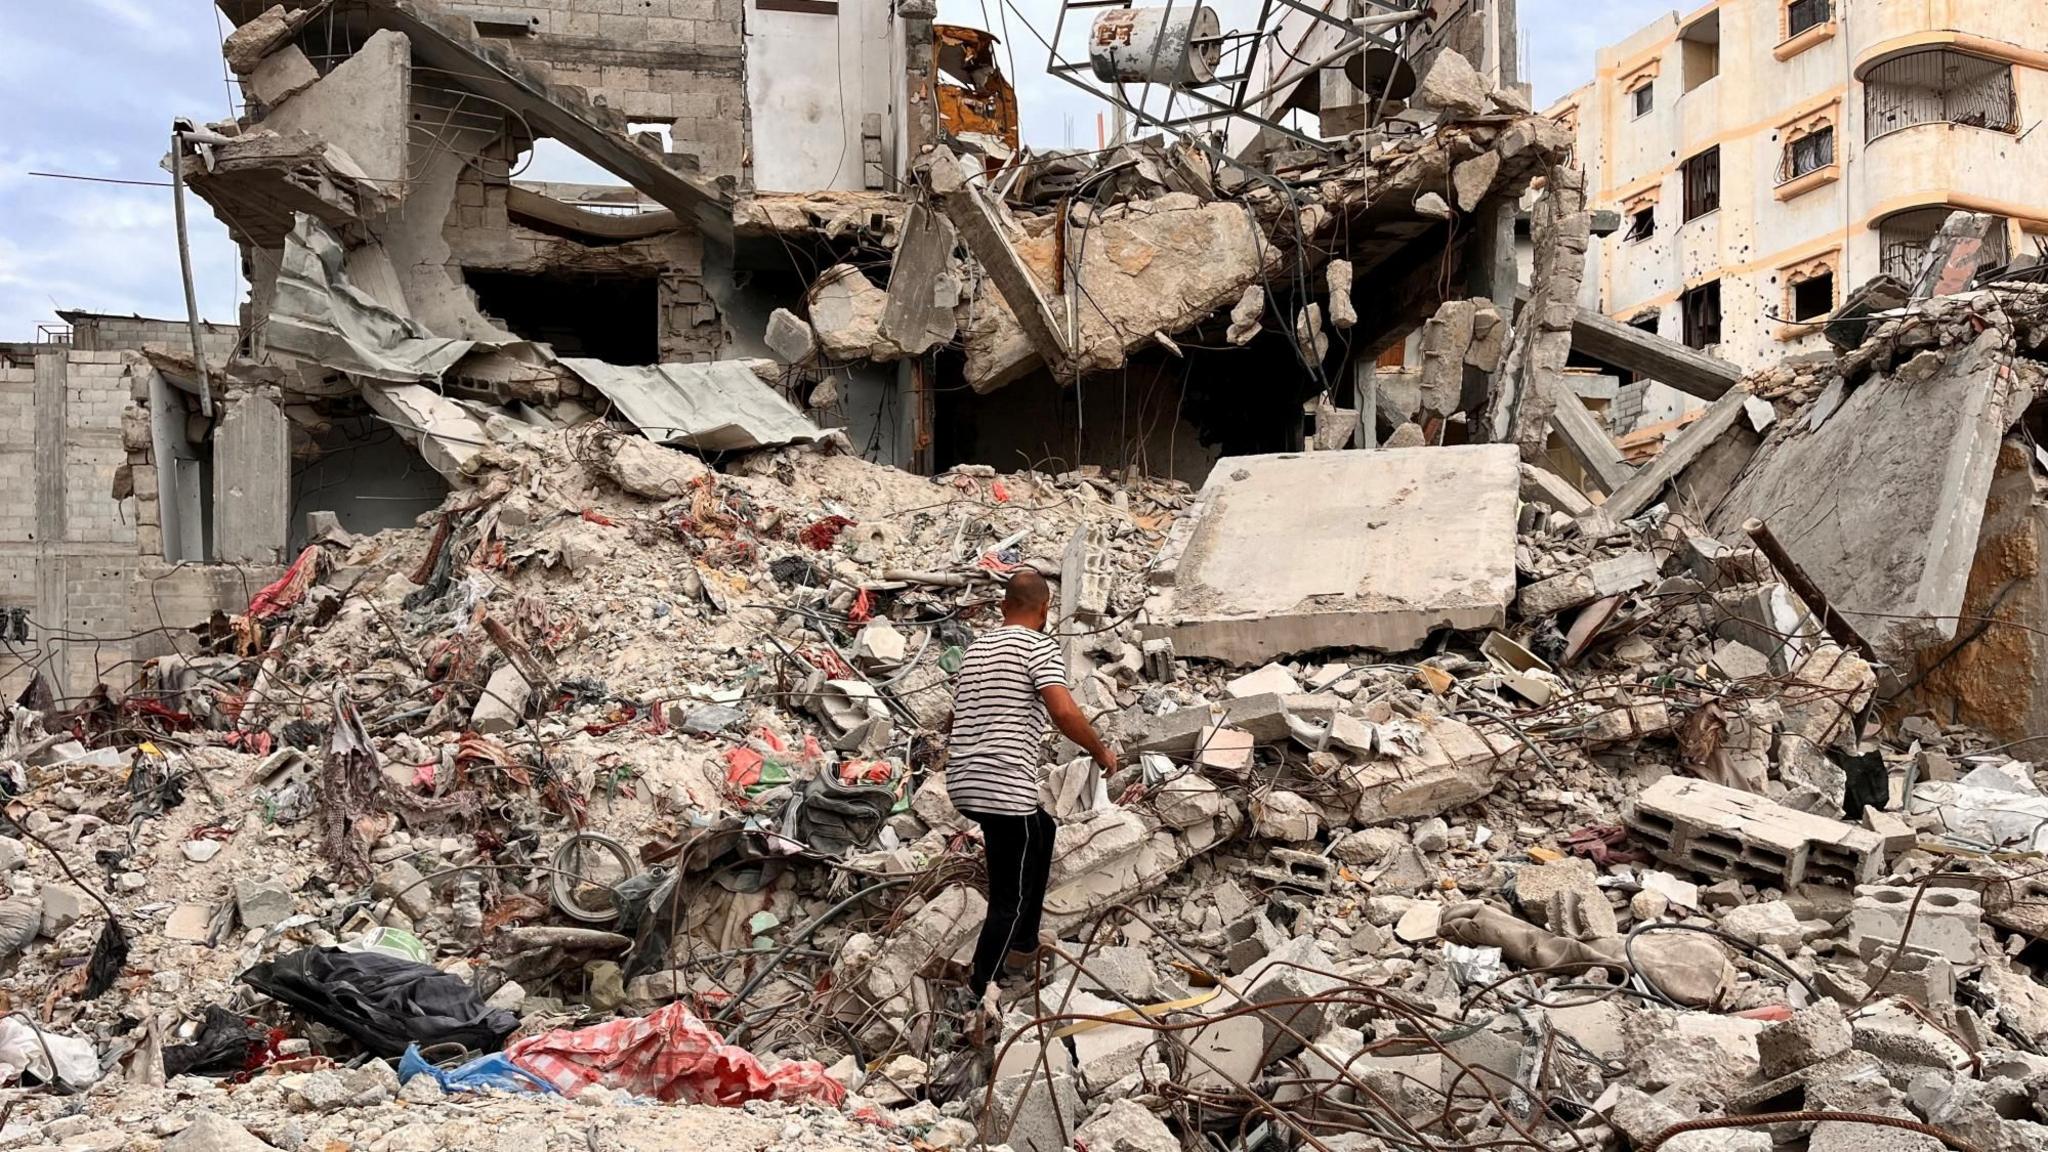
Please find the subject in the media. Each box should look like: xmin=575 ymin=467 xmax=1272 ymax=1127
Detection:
xmin=265 ymin=29 xmax=411 ymax=199
xmin=1709 ymin=330 xmax=2027 ymax=663
xmin=1149 ymin=447 xmax=1520 ymax=662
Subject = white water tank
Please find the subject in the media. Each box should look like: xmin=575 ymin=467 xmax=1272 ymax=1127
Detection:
xmin=1088 ymin=6 xmax=1223 ymax=86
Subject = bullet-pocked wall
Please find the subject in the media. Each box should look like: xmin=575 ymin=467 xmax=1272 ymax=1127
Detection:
xmin=1547 ymin=0 xmax=2048 ymax=432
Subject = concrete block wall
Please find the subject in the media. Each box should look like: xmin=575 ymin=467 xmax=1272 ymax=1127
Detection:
xmin=65 ymin=314 xmax=239 ymax=361
xmin=62 ymin=353 xmax=138 ymax=549
xmin=445 ymin=157 xmax=723 ymax=361
xmin=1610 ymin=379 xmax=1651 ymax=433
xmin=445 ymin=0 xmax=748 ymax=181
xmin=0 ymin=350 xmax=261 ymax=704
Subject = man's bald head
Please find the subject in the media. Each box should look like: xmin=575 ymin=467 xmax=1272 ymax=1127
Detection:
xmin=1002 ymin=569 xmax=1052 ymax=627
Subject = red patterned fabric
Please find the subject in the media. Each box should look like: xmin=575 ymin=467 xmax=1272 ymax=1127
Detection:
xmin=505 ymin=1003 xmax=845 ymax=1107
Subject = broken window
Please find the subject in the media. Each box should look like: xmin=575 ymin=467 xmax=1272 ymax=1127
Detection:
xmin=1682 ymin=147 xmax=1720 ymax=220
xmin=464 ymin=270 xmax=660 ymax=365
xmin=1880 ymin=207 xmax=2010 ymax=282
xmin=1627 ymin=311 xmax=1660 ymax=335
xmin=1682 ymin=281 xmax=1722 ymax=349
xmin=1790 ymin=271 xmax=1835 ymax=321
xmin=1624 ymin=205 xmax=1655 ymax=243
xmin=1779 ymin=126 xmax=1835 ymax=183
xmin=1787 ymin=0 xmax=1830 ymax=38
xmin=1630 ymin=82 xmax=1654 ymax=119
xmin=1864 ymin=49 xmax=2018 ymax=143
xmin=1680 ymin=12 xmax=1719 ymax=92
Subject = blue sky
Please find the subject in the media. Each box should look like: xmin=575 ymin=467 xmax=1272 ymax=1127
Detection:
xmin=0 ymin=0 xmax=1668 ymax=339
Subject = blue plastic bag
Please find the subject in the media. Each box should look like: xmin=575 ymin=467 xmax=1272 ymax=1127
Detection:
xmin=398 ymin=1044 xmax=556 ymax=1096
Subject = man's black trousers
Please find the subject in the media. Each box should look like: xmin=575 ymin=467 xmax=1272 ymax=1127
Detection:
xmin=962 ymin=806 xmax=1057 ymax=995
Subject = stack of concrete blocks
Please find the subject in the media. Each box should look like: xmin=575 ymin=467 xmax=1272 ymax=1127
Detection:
xmin=1624 ymin=775 xmax=1885 ymax=888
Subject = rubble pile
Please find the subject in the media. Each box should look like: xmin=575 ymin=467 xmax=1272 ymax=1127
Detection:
xmin=4 ymin=281 xmax=2048 ymax=1152
xmin=13 ymin=0 xmax=2048 ymax=1147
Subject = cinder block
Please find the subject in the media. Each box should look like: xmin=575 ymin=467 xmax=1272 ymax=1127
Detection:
xmin=1240 ymin=935 xmax=1343 ymax=1058
xmin=1624 ymin=775 xmax=1883 ymax=888
xmin=1851 ymin=885 xmax=1980 ymax=964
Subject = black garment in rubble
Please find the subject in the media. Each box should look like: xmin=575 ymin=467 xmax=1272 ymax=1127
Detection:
xmin=240 ymin=947 xmax=518 ymax=1058
xmin=163 ymin=1005 xmax=269 ymax=1078
xmin=963 ymin=806 xmax=1056 ymax=996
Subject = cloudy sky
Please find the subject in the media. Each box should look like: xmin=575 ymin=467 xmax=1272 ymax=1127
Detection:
xmin=0 ymin=0 xmax=1664 ymax=339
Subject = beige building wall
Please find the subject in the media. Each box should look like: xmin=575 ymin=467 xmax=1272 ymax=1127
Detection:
xmin=1548 ymin=0 xmax=2048 ymax=428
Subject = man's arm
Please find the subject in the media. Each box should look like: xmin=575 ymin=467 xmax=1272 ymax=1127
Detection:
xmin=1040 ymin=684 xmax=1117 ymax=772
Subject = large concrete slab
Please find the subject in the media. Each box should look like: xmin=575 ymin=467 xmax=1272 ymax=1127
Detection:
xmin=264 ymin=29 xmax=411 ymax=199
xmin=1708 ymin=329 xmax=2027 ymax=663
xmin=1148 ymin=447 xmax=1519 ymax=663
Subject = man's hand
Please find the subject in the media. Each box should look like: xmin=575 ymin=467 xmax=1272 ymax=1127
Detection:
xmin=1093 ymin=743 xmax=1119 ymax=774
xmin=1040 ymin=684 xmax=1117 ymax=775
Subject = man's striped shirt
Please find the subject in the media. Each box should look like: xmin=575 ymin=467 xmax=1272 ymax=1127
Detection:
xmin=945 ymin=625 xmax=1066 ymax=815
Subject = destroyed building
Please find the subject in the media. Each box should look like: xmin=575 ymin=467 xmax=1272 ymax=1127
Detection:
xmin=10 ymin=0 xmax=2048 ymax=1151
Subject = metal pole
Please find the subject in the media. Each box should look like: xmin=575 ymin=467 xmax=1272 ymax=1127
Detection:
xmin=169 ymin=123 xmax=215 ymax=419
xmin=1742 ymin=516 xmax=1880 ymax=664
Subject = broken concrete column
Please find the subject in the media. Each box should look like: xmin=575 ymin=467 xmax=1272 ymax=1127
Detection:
xmin=1327 ymin=260 xmax=1355 ymax=330
xmin=1226 ymin=285 xmax=1264 ymax=345
xmin=880 ymin=201 xmax=963 ymax=356
xmin=1487 ymin=163 xmax=1590 ymax=461
xmin=1295 ymin=303 xmax=1329 ymax=363
xmin=1418 ymin=299 xmax=1476 ymax=422
xmin=1348 ymin=714 xmax=1521 ymax=823
xmin=1515 ymin=552 xmax=1658 ymax=618
xmin=212 ymin=389 xmax=291 ymax=565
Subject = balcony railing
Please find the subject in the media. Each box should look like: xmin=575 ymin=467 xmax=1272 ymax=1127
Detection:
xmin=1865 ymin=49 xmax=2019 ymax=143
xmin=1777 ymin=128 xmax=1835 ymax=185
xmin=1880 ymin=216 xmax=2009 ymax=282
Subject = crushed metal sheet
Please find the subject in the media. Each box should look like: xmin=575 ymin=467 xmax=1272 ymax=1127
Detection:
xmin=558 ymin=359 xmax=826 ymax=452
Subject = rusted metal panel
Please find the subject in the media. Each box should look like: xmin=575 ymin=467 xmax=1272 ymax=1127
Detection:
xmin=934 ymin=25 xmax=1019 ymax=151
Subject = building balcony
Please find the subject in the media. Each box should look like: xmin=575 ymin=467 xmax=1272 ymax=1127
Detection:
xmin=1845 ymin=0 xmax=2048 ymax=72
xmin=1856 ymin=117 xmax=2047 ymax=236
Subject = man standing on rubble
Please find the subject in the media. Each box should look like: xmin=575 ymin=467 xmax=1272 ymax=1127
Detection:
xmin=946 ymin=569 xmax=1116 ymax=1009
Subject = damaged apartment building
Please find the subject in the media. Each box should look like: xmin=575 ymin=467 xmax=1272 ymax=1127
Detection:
xmin=6 ymin=0 xmax=1595 ymax=699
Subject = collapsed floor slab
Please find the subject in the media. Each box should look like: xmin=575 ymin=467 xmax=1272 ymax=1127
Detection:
xmin=1146 ymin=447 xmax=1520 ymax=662
xmin=1708 ymin=329 xmax=2032 ymax=663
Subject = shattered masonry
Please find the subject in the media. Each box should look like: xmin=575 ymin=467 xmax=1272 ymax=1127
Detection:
xmin=7 ymin=1 xmax=2048 ymax=1151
